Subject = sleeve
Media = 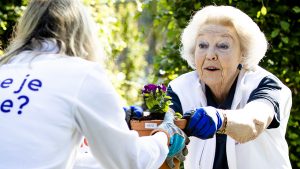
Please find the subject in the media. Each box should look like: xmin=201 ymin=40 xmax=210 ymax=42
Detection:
xmin=73 ymin=65 xmax=168 ymax=169
xmin=247 ymin=76 xmax=282 ymax=128
xmin=167 ymin=85 xmax=183 ymax=114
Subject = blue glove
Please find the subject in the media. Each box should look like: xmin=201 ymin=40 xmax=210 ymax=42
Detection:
xmin=123 ymin=105 xmax=143 ymax=127
xmin=183 ymin=106 xmax=222 ymax=139
xmin=129 ymin=105 xmax=143 ymax=118
xmin=151 ymin=112 xmax=189 ymax=168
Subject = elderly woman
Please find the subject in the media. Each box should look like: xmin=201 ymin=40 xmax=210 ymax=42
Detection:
xmin=0 ymin=0 xmax=187 ymax=168
xmin=167 ymin=5 xmax=292 ymax=169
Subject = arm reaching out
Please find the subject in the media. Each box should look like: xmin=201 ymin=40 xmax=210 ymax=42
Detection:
xmin=182 ymin=101 xmax=274 ymax=144
xmin=221 ymin=99 xmax=274 ymax=143
xmin=222 ymin=76 xmax=281 ymax=143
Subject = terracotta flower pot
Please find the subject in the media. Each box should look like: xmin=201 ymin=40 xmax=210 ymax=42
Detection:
xmin=130 ymin=119 xmax=187 ymax=169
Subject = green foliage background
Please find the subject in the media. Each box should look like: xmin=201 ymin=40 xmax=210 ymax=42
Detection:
xmin=0 ymin=0 xmax=299 ymax=168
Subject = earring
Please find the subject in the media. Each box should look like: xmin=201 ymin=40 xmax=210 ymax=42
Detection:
xmin=237 ymin=64 xmax=243 ymax=70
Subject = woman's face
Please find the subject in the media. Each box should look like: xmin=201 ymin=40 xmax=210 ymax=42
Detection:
xmin=194 ymin=24 xmax=242 ymax=90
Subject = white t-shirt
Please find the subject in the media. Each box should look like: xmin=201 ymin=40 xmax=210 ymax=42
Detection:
xmin=0 ymin=51 xmax=168 ymax=169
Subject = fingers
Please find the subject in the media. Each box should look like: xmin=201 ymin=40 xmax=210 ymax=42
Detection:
xmin=185 ymin=107 xmax=221 ymax=139
xmin=165 ymin=134 xmax=189 ymax=168
xmin=201 ymin=122 xmax=216 ymax=139
xmin=130 ymin=105 xmax=143 ymax=118
xmin=166 ymin=157 xmax=175 ymax=169
xmin=169 ymin=146 xmax=188 ymax=164
xmin=185 ymin=136 xmax=190 ymax=145
xmin=192 ymin=115 xmax=216 ymax=138
xmin=228 ymin=118 xmax=266 ymax=143
xmin=166 ymin=149 xmax=188 ymax=169
xmin=182 ymin=146 xmax=188 ymax=156
xmin=197 ymin=119 xmax=215 ymax=138
xmin=174 ymin=151 xmax=186 ymax=161
xmin=231 ymin=131 xmax=258 ymax=143
xmin=167 ymin=131 xmax=186 ymax=157
xmin=188 ymin=109 xmax=203 ymax=132
xmin=237 ymin=119 xmax=264 ymax=143
xmin=254 ymin=119 xmax=265 ymax=136
xmin=183 ymin=110 xmax=194 ymax=120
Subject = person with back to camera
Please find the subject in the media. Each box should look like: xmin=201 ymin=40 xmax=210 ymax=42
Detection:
xmin=166 ymin=5 xmax=292 ymax=169
xmin=0 ymin=0 xmax=189 ymax=168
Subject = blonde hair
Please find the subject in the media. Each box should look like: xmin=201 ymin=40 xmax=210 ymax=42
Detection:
xmin=0 ymin=0 xmax=102 ymax=65
xmin=181 ymin=5 xmax=268 ymax=71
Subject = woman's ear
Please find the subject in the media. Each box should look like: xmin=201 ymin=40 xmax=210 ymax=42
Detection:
xmin=237 ymin=53 xmax=245 ymax=70
xmin=239 ymin=52 xmax=245 ymax=64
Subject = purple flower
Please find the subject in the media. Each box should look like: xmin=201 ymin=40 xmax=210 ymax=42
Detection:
xmin=147 ymin=84 xmax=158 ymax=91
xmin=141 ymin=83 xmax=171 ymax=114
xmin=160 ymin=84 xmax=166 ymax=92
xmin=142 ymin=84 xmax=157 ymax=93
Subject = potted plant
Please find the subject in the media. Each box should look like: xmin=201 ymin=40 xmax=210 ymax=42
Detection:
xmin=129 ymin=84 xmax=187 ymax=169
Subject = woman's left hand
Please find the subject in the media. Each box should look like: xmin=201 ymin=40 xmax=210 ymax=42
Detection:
xmin=225 ymin=111 xmax=265 ymax=143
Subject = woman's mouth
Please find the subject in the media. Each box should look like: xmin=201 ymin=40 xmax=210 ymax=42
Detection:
xmin=204 ymin=66 xmax=220 ymax=71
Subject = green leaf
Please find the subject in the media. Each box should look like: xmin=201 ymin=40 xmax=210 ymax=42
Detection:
xmin=166 ymin=100 xmax=172 ymax=106
xmin=261 ymin=6 xmax=267 ymax=15
xmin=145 ymin=97 xmax=158 ymax=110
xmin=162 ymin=106 xmax=169 ymax=113
xmin=285 ymin=78 xmax=290 ymax=83
xmin=0 ymin=21 xmax=7 ymax=30
xmin=164 ymin=95 xmax=172 ymax=99
xmin=281 ymin=37 xmax=289 ymax=44
xmin=271 ymin=29 xmax=280 ymax=38
xmin=292 ymin=6 xmax=300 ymax=13
xmin=256 ymin=11 xmax=261 ymax=18
xmin=194 ymin=3 xmax=201 ymax=9
xmin=175 ymin=112 xmax=182 ymax=119
xmin=280 ymin=21 xmax=290 ymax=32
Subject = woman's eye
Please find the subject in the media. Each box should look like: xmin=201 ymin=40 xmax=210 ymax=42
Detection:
xmin=198 ymin=42 xmax=208 ymax=49
xmin=217 ymin=43 xmax=229 ymax=49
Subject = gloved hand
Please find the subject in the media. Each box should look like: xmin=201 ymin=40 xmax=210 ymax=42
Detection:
xmin=151 ymin=111 xmax=189 ymax=168
xmin=165 ymin=138 xmax=189 ymax=169
xmin=183 ymin=106 xmax=222 ymax=139
xmin=123 ymin=105 xmax=143 ymax=128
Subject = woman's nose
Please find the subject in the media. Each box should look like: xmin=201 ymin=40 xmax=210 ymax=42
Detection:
xmin=206 ymin=48 xmax=218 ymax=60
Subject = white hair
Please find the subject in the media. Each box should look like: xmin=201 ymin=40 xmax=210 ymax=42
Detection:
xmin=180 ymin=5 xmax=268 ymax=71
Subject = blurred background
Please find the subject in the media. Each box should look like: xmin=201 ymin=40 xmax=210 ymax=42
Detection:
xmin=0 ymin=0 xmax=299 ymax=168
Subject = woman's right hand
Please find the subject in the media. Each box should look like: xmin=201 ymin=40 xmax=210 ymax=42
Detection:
xmin=183 ymin=106 xmax=223 ymax=139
